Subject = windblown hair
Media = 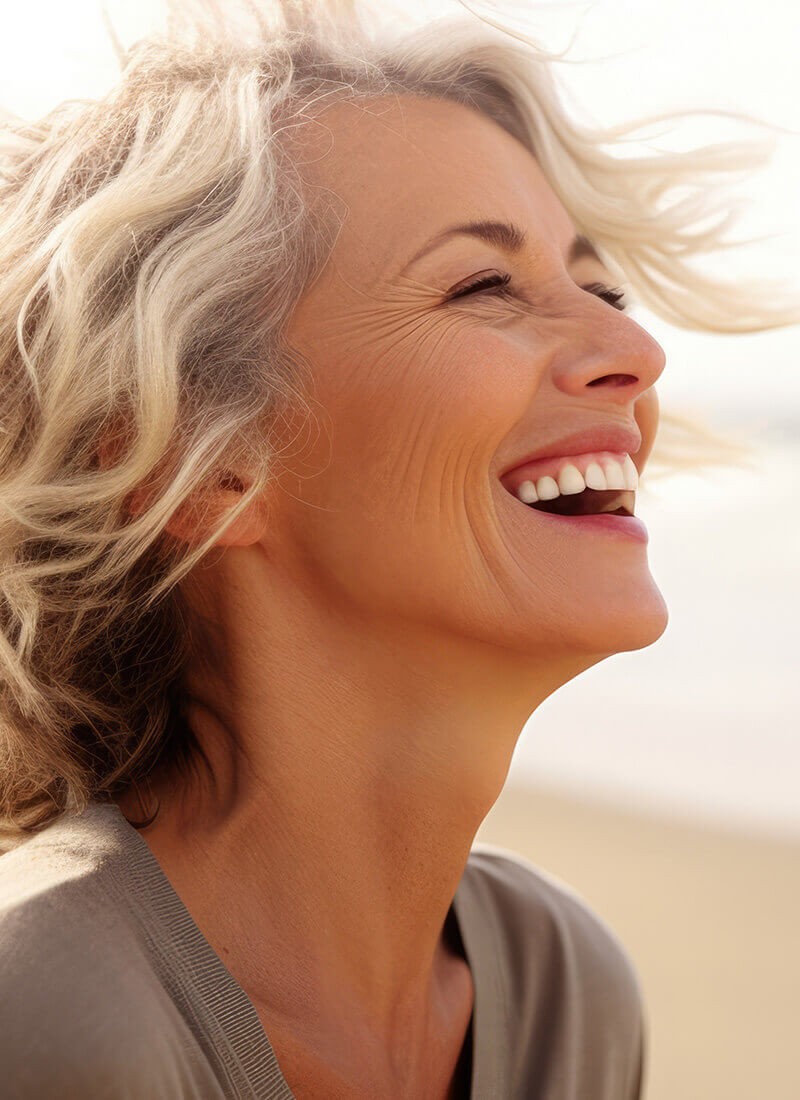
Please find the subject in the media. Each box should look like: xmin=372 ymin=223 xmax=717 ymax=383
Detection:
xmin=0 ymin=0 xmax=797 ymax=848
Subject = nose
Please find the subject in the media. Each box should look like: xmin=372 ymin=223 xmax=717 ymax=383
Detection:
xmin=549 ymin=309 xmax=667 ymax=405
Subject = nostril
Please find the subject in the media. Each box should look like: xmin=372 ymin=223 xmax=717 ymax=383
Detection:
xmin=587 ymin=374 xmax=638 ymax=388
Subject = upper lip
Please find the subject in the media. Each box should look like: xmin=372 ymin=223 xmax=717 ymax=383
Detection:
xmin=499 ymin=422 xmax=642 ymax=478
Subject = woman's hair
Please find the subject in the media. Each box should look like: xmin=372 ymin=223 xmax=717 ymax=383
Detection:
xmin=0 ymin=0 xmax=797 ymax=849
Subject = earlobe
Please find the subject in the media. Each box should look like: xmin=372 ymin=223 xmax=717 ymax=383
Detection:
xmin=212 ymin=494 xmax=270 ymax=547
xmin=163 ymin=488 xmax=269 ymax=548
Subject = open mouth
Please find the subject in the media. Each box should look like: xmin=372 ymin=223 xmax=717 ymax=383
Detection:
xmin=520 ymin=487 xmax=635 ymax=518
xmin=498 ymin=450 xmax=640 ymax=523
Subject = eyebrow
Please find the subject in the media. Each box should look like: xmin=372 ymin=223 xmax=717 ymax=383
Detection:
xmin=401 ymin=219 xmax=604 ymax=270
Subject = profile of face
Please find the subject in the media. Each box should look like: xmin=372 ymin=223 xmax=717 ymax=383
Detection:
xmin=263 ymin=94 xmax=668 ymax=667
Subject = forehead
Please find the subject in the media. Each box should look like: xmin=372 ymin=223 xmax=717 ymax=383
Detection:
xmin=295 ymin=93 xmax=575 ymax=283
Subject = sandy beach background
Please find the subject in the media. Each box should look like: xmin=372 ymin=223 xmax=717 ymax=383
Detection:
xmin=476 ymin=781 xmax=800 ymax=1100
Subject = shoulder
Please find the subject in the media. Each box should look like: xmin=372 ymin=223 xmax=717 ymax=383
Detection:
xmin=465 ymin=841 xmax=645 ymax=1010
xmin=0 ymin=804 xmax=146 ymax=972
xmin=0 ymin=808 xmax=187 ymax=1098
xmin=463 ymin=841 xmax=646 ymax=1095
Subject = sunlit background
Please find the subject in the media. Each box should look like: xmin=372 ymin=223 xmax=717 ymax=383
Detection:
xmin=2 ymin=3 xmax=798 ymax=1098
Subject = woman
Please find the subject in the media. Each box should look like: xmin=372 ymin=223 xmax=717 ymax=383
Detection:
xmin=0 ymin=2 xmax=795 ymax=1098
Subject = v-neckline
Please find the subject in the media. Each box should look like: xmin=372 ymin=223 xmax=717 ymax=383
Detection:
xmin=104 ymin=802 xmax=505 ymax=1099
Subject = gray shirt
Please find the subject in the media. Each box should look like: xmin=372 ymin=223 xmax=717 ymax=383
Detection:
xmin=0 ymin=802 xmax=645 ymax=1098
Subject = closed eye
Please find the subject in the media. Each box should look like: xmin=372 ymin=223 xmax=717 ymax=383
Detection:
xmin=445 ymin=272 xmax=629 ymax=311
xmin=582 ymin=281 xmax=628 ymax=311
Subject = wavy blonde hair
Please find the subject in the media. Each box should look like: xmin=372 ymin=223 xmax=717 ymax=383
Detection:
xmin=0 ymin=0 xmax=797 ymax=849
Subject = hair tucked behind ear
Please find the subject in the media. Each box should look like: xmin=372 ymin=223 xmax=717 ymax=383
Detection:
xmin=0 ymin=0 xmax=796 ymax=849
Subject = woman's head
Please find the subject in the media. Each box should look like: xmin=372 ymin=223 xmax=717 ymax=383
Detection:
xmin=0 ymin=0 xmax=795 ymax=844
xmin=269 ymin=91 xmax=667 ymax=669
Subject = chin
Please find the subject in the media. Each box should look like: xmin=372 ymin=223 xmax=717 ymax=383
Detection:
xmin=568 ymin=585 xmax=669 ymax=657
xmin=496 ymin=570 xmax=669 ymax=661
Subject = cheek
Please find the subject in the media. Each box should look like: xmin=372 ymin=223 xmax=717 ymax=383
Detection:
xmin=281 ymin=320 xmax=543 ymax=596
xmin=313 ymin=312 xmax=541 ymax=487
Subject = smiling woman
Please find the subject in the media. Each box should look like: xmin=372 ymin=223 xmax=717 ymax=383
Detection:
xmin=0 ymin=1 xmax=797 ymax=1098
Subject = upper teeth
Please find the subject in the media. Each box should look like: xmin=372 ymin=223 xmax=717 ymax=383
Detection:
xmin=515 ymin=452 xmax=638 ymax=504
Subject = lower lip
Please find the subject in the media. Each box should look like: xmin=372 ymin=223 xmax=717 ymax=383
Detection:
xmin=525 ymin=507 xmax=649 ymax=543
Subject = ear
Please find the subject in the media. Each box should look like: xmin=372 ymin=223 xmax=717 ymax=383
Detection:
xmin=95 ymin=423 xmax=268 ymax=548
xmin=161 ymin=473 xmax=270 ymax=548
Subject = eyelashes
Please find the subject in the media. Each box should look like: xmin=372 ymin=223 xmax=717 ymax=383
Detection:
xmin=445 ymin=271 xmax=514 ymax=301
xmin=581 ymin=281 xmax=628 ymax=311
xmin=445 ymin=271 xmax=628 ymax=312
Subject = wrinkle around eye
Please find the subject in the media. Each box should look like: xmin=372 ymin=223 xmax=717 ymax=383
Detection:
xmin=321 ymin=281 xmax=479 ymax=358
xmin=318 ymin=290 xmax=445 ymax=352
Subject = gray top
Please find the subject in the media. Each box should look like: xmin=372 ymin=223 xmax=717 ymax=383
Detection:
xmin=0 ymin=801 xmax=645 ymax=1099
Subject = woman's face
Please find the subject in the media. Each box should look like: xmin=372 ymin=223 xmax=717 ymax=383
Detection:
xmin=276 ymin=94 xmax=668 ymax=660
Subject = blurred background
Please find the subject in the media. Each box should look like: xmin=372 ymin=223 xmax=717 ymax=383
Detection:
xmin=2 ymin=2 xmax=797 ymax=1097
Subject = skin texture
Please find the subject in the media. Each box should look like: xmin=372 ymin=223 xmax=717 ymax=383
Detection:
xmin=116 ymin=94 xmax=668 ymax=1099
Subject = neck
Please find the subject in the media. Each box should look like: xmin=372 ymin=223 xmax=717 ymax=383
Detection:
xmin=117 ymin=547 xmax=588 ymax=1057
